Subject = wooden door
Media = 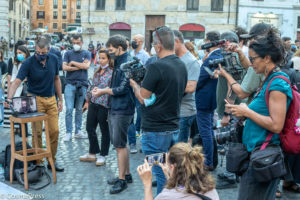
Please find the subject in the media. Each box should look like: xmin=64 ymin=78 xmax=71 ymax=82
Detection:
xmin=145 ymin=15 xmax=165 ymax=53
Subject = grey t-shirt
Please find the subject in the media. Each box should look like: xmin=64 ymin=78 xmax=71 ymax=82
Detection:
xmin=180 ymin=51 xmax=201 ymax=117
xmin=241 ymin=67 xmax=265 ymax=103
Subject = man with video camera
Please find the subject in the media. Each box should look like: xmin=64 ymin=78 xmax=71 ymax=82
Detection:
xmin=130 ymin=26 xmax=187 ymax=195
xmin=92 ymin=35 xmax=135 ymax=194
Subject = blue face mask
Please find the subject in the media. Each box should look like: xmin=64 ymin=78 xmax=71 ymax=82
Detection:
xmin=17 ymin=54 xmax=25 ymax=62
xmin=144 ymin=94 xmax=156 ymax=107
xmin=35 ymin=53 xmax=47 ymax=62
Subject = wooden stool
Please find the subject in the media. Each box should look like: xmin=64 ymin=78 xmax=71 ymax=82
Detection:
xmin=9 ymin=114 xmax=57 ymax=190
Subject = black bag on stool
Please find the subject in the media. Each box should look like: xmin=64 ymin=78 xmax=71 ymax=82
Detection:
xmin=226 ymin=142 xmax=249 ymax=176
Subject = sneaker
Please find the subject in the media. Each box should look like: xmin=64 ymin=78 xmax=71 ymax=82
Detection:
xmin=136 ymin=131 xmax=141 ymax=137
xmin=74 ymin=131 xmax=88 ymax=139
xmin=107 ymin=174 xmax=133 ymax=185
xmin=79 ymin=153 xmax=97 ymax=162
xmin=216 ymin=179 xmax=237 ymax=189
xmin=109 ymin=179 xmax=127 ymax=194
xmin=96 ymin=155 xmax=106 ymax=166
xmin=130 ymin=144 xmax=138 ymax=154
xmin=64 ymin=133 xmax=72 ymax=142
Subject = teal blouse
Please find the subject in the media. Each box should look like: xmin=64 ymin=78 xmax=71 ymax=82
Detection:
xmin=243 ymin=72 xmax=293 ymax=152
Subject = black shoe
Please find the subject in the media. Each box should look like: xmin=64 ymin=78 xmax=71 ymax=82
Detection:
xmin=109 ymin=179 xmax=127 ymax=194
xmin=107 ymin=174 xmax=133 ymax=185
xmin=152 ymin=180 xmax=157 ymax=187
xmin=47 ymin=163 xmax=64 ymax=172
xmin=216 ymin=179 xmax=237 ymax=189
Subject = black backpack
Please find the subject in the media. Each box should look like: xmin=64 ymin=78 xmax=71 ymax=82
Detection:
xmin=3 ymin=142 xmax=35 ymax=181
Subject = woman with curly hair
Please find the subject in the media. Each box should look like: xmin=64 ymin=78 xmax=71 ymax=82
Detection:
xmin=137 ymin=142 xmax=219 ymax=200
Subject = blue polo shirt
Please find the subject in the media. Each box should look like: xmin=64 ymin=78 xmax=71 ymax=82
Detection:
xmin=63 ymin=49 xmax=91 ymax=85
xmin=17 ymin=53 xmax=59 ymax=97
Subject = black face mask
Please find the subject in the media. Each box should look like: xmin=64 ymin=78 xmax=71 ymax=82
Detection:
xmin=131 ymin=41 xmax=138 ymax=49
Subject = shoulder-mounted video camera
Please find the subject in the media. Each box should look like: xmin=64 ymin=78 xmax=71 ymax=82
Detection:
xmin=120 ymin=57 xmax=146 ymax=83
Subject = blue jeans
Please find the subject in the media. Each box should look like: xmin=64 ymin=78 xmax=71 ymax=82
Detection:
xmin=178 ymin=115 xmax=196 ymax=143
xmin=64 ymin=83 xmax=87 ymax=134
xmin=0 ymin=88 xmax=4 ymax=123
xmin=196 ymin=110 xmax=214 ymax=166
xmin=135 ymin=98 xmax=141 ymax=132
xmin=141 ymin=130 xmax=179 ymax=195
xmin=127 ymin=122 xmax=136 ymax=145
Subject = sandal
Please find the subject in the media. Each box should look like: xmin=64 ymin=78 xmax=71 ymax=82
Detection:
xmin=276 ymin=187 xmax=282 ymax=198
xmin=283 ymin=182 xmax=300 ymax=193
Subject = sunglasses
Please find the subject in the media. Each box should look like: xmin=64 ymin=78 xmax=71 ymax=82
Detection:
xmin=249 ymin=56 xmax=260 ymax=63
xmin=154 ymin=26 xmax=167 ymax=45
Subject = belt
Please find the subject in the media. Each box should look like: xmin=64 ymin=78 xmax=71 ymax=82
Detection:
xmin=27 ymin=93 xmax=54 ymax=99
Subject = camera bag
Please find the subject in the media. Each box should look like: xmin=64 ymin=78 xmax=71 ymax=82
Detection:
xmin=250 ymin=134 xmax=286 ymax=182
xmin=226 ymin=142 xmax=249 ymax=175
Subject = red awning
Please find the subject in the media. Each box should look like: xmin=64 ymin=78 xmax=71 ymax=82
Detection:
xmin=109 ymin=22 xmax=131 ymax=30
xmin=179 ymin=24 xmax=205 ymax=32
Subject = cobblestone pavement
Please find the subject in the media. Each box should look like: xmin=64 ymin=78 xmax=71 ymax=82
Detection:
xmin=1 ymin=66 xmax=299 ymax=200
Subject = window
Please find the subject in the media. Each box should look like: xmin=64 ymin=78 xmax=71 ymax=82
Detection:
xmin=38 ymin=23 xmax=43 ymax=28
xmin=53 ymin=11 xmax=58 ymax=19
xmin=116 ymin=0 xmax=125 ymax=10
xmin=211 ymin=0 xmax=223 ymax=11
xmin=298 ymin=17 xmax=300 ymax=29
xmin=62 ymin=11 xmax=67 ymax=19
xmin=53 ymin=0 xmax=58 ymax=9
xmin=9 ymin=0 xmax=13 ymax=10
xmin=19 ymin=24 xmax=21 ymax=37
xmin=39 ymin=0 xmax=44 ymax=5
xmin=96 ymin=0 xmax=105 ymax=10
xmin=27 ymin=10 xmax=29 ymax=19
xmin=187 ymin=0 xmax=199 ymax=11
xmin=37 ymin=11 xmax=45 ymax=19
xmin=62 ymin=23 xmax=66 ymax=30
xmin=53 ymin=23 xmax=58 ymax=29
xmin=76 ymin=12 xmax=81 ymax=19
xmin=77 ymin=0 xmax=81 ymax=9
xmin=63 ymin=0 xmax=67 ymax=9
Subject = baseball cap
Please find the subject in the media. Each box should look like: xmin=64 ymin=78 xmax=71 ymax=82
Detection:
xmin=240 ymin=23 xmax=271 ymax=39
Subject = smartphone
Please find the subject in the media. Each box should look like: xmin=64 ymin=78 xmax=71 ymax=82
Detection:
xmin=146 ymin=153 xmax=166 ymax=166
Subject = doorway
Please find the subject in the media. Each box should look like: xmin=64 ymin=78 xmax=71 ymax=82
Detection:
xmin=145 ymin=15 xmax=165 ymax=53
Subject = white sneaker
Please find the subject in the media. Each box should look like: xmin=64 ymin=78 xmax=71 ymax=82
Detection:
xmin=64 ymin=133 xmax=72 ymax=142
xmin=96 ymin=155 xmax=106 ymax=166
xmin=130 ymin=144 xmax=138 ymax=154
xmin=79 ymin=153 xmax=97 ymax=162
xmin=74 ymin=131 xmax=88 ymax=139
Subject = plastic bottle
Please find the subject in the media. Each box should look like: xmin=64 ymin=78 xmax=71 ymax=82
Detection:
xmin=0 ymin=164 xmax=5 ymax=181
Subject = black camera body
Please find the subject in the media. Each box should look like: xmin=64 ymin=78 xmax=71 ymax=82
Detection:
xmin=216 ymin=122 xmax=243 ymax=145
xmin=86 ymin=79 xmax=96 ymax=100
xmin=208 ymin=51 xmax=245 ymax=81
xmin=120 ymin=57 xmax=146 ymax=83
xmin=201 ymin=39 xmax=226 ymax=50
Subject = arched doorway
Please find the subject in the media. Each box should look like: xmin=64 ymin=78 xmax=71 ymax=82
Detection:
xmin=109 ymin=22 xmax=131 ymax=40
xmin=179 ymin=23 xmax=205 ymax=41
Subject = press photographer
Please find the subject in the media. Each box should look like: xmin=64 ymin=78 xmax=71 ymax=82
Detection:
xmin=129 ymin=26 xmax=187 ymax=195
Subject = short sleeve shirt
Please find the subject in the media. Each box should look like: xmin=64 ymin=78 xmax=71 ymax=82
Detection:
xmin=16 ymin=53 xmax=59 ymax=97
xmin=179 ymin=51 xmax=200 ymax=117
xmin=63 ymin=50 xmax=91 ymax=85
xmin=243 ymin=72 xmax=293 ymax=152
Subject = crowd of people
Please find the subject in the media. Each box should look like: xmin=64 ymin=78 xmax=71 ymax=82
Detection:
xmin=1 ymin=22 xmax=300 ymax=200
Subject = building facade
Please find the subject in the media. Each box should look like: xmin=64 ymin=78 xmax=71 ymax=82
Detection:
xmin=8 ymin=0 xmax=31 ymax=41
xmin=81 ymin=0 xmax=238 ymax=50
xmin=238 ymin=0 xmax=300 ymax=41
xmin=31 ymin=0 xmax=81 ymax=34
xmin=0 ymin=0 xmax=9 ymax=40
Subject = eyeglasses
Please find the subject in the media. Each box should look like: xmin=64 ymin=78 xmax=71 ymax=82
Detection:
xmin=35 ymin=51 xmax=48 ymax=55
xmin=154 ymin=26 xmax=167 ymax=45
xmin=249 ymin=56 xmax=260 ymax=63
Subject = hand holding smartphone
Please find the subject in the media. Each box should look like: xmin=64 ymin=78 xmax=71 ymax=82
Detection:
xmin=145 ymin=153 xmax=166 ymax=166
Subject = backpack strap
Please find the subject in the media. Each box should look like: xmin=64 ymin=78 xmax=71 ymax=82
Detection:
xmin=192 ymin=192 xmax=212 ymax=200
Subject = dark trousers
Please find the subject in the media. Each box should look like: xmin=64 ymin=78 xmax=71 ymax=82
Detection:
xmin=86 ymin=103 xmax=110 ymax=156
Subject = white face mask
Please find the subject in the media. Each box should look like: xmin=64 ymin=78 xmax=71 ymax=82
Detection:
xmin=73 ymin=44 xmax=81 ymax=52
xmin=100 ymin=64 xmax=109 ymax=69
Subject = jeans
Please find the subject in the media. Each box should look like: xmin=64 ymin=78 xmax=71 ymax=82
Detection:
xmin=135 ymin=98 xmax=141 ymax=132
xmin=0 ymin=88 xmax=4 ymax=123
xmin=64 ymin=83 xmax=87 ymax=134
xmin=178 ymin=115 xmax=196 ymax=143
xmin=196 ymin=110 xmax=214 ymax=166
xmin=141 ymin=130 xmax=179 ymax=195
xmin=86 ymin=103 xmax=110 ymax=156
xmin=127 ymin=122 xmax=136 ymax=145
xmin=238 ymin=165 xmax=279 ymax=200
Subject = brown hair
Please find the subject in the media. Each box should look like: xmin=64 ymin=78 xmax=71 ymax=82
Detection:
xmin=185 ymin=42 xmax=199 ymax=59
xmin=0 ymin=50 xmax=3 ymax=62
xmin=94 ymin=48 xmax=114 ymax=78
xmin=166 ymin=143 xmax=215 ymax=194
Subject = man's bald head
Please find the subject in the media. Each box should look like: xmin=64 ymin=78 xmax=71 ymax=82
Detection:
xmin=133 ymin=34 xmax=144 ymax=42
